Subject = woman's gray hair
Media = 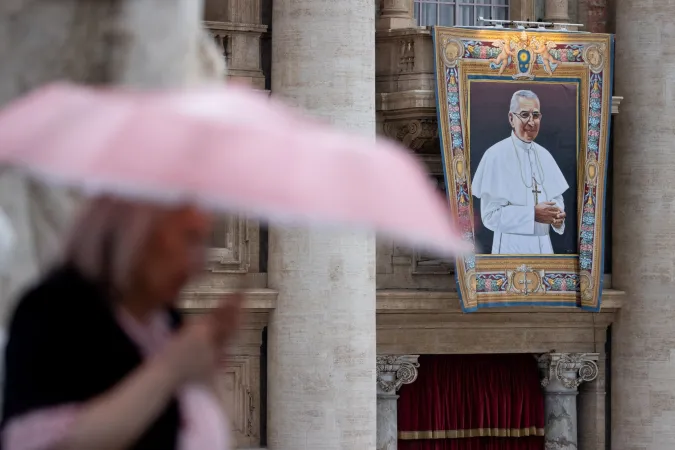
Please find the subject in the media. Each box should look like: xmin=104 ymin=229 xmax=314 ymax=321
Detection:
xmin=509 ymin=90 xmax=540 ymax=113
xmin=63 ymin=197 xmax=164 ymax=293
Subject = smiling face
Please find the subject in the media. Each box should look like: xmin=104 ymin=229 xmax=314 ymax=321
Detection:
xmin=509 ymin=96 xmax=542 ymax=143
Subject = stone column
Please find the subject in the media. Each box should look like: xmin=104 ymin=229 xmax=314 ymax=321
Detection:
xmin=538 ymin=353 xmax=599 ymax=450
xmin=376 ymin=355 xmax=420 ymax=450
xmin=377 ymin=0 xmax=414 ymax=30
xmin=613 ymin=2 xmax=675 ymax=449
xmin=544 ymin=0 xmax=570 ymax=23
xmin=578 ymin=0 xmax=608 ymax=33
xmin=267 ymin=0 xmax=376 ymax=449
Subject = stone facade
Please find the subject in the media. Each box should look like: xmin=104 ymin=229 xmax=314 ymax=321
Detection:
xmin=265 ymin=0 xmax=378 ymax=449
xmin=612 ymin=1 xmax=675 ymax=449
xmin=177 ymin=0 xmax=631 ymax=449
xmin=203 ymin=0 xmax=267 ymax=89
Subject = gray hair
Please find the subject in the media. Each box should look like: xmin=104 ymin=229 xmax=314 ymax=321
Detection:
xmin=509 ymin=90 xmax=540 ymax=113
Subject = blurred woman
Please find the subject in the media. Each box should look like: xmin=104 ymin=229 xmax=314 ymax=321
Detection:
xmin=1 ymin=197 xmax=242 ymax=449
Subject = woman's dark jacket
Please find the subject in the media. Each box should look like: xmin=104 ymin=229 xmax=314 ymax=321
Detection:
xmin=1 ymin=264 xmax=183 ymax=449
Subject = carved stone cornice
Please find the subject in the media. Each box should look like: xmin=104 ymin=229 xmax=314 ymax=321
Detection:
xmin=376 ymin=355 xmax=420 ymax=395
xmin=538 ymin=352 xmax=599 ymax=392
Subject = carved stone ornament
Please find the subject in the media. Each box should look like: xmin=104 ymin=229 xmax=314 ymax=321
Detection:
xmin=383 ymin=119 xmax=439 ymax=153
xmin=376 ymin=355 xmax=420 ymax=395
xmin=538 ymin=352 xmax=599 ymax=390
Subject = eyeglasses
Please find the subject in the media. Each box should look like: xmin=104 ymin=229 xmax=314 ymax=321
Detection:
xmin=512 ymin=110 xmax=542 ymax=121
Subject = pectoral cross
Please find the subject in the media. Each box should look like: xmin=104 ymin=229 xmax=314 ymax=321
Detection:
xmin=532 ymin=178 xmax=541 ymax=204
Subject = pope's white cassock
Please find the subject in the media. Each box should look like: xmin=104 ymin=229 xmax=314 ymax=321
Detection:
xmin=472 ymin=132 xmax=569 ymax=254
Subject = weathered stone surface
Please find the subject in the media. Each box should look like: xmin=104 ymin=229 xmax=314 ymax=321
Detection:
xmin=266 ymin=0 xmax=377 ymax=449
xmin=376 ymin=394 xmax=399 ymax=450
xmin=544 ymin=394 xmax=577 ymax=450
xmin=612 ymin=1 xmax=675 ymax=448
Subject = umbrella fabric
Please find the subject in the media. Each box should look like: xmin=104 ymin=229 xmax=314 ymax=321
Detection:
xmin=0 ymin=82 xmax=468 ymax=256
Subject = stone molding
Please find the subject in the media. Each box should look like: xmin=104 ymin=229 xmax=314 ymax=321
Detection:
xmin=179 ymin=288 xmax=277 ymax=312
xmin=207 ymin=216 xmax=257 ymax=273
xmin=538 ymin=352 xmax=599 ymax=391
xmin=612 ymin=96 xmax=623 ymax=115
xmin=180 ymin=288 xmax=624 ymax=313
xmin=376 ymin=355 xmax=420 ymax=395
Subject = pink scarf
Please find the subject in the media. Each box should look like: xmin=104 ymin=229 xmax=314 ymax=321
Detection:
xmin=115 ymin=308 xmax=232 ymax=450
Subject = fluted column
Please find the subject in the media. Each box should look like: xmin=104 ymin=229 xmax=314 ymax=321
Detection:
xmin=376 ymin=355 xmax=420 ymax=450
xmin=612 ymin=1 xmax=675 ymax=449
xmin=544 ymin=0 xmax=570 ymax=23
xmin=267 ymin=0 xmax=376 ymax=449
xmin=538 ymin=353 xmax=599 ymax=450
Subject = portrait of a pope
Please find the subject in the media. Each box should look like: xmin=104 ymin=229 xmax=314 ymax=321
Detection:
xmin=471 ymin=89 xmax=569 ymax=254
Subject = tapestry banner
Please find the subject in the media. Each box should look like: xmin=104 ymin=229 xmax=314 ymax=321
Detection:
xmin=432 ymin=27 xmax=614 ymax=311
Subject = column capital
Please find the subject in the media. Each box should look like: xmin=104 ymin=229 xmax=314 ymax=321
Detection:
xmin=538 ymin=352 xmax=599 ymax=392
xmin=376 ymin=355 xmax=420 ymax=395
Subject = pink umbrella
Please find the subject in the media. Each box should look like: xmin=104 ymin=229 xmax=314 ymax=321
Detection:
xmin=0 ymin=82 xmax=468 ymax=256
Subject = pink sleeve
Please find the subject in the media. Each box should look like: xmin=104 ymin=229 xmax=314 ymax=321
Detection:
xmin=2 ymin=404 xmax=79 ymax=450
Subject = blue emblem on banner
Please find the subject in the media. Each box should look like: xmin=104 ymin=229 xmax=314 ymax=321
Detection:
xmin=517 ymin=49 xmax=530 ymax=73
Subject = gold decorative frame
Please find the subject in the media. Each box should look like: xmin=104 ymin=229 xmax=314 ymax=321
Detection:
xmin=433 ymin=27 xmax=614 ymax=311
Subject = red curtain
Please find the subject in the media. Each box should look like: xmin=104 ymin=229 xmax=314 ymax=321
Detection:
xmin=398 ymin=355 xmax=544 ymax=450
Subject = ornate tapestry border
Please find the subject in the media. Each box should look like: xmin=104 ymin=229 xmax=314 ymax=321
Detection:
xmin=432 ymin=27 xmax=614 ymax=312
